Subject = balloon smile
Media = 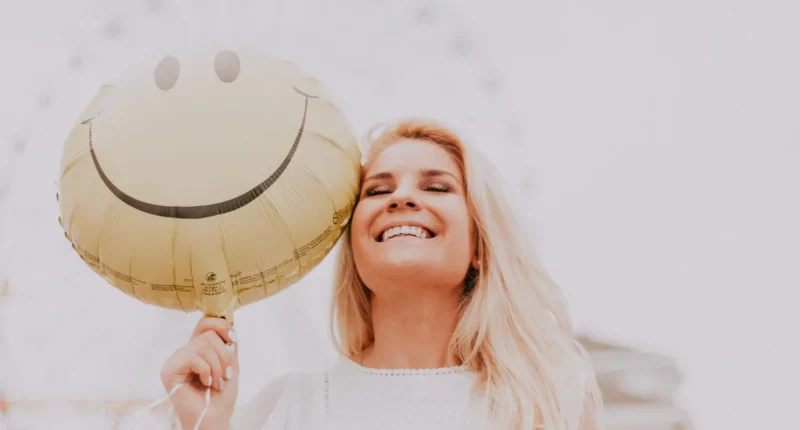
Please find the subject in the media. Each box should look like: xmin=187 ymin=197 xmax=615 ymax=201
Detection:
xmin=82 ymin=86 xmax=318 ymax=219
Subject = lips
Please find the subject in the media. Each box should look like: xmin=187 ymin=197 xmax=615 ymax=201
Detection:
xmin=376 ymin=224 xmax=436 ymax=242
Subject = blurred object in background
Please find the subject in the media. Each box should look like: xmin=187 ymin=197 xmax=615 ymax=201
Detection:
xmin=1 ymin=278 xmax=11 ymax=430
xmin=581 ymin=336 xmax=693 ymax=430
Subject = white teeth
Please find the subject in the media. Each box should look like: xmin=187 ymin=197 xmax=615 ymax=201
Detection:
xmin=380 ymin=225 xmax=430 ymax=241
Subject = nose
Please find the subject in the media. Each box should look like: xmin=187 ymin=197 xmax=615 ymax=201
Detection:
xmin=386 ymin=190 xmax=421 ymax=212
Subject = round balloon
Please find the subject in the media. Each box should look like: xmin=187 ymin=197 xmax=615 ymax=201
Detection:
xmin=57 ymin=45 xmax=361 ymax=320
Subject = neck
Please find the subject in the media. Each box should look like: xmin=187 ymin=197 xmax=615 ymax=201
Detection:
xmin=359 ymin=287 xmax=463 ymax=370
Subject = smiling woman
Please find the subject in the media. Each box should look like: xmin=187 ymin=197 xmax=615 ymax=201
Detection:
xmin=327 ymin=119 xmax=602 ymax=430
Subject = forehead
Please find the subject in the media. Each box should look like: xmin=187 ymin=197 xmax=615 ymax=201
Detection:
xmin=366 ymin=139 xmax=461 ymax=176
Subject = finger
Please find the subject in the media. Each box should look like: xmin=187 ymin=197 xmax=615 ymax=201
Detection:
xmin=186 ymin=355 xmax=213 ymax=388
xmin=161 ymin=347 xmax=198 ymax=390
xmin=202 ymin=331 xmax=235 ymax=381
xmin=191 ymin=316 xmax=237 ymax=345
xmin=194 ymin=342 xmax=224 ymax=390
xmin=230 ymin=332 xmax=239 ymax=372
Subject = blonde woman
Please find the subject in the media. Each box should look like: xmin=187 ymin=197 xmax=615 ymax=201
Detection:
xmin=161 ymin=118 xmax=603 ymax=429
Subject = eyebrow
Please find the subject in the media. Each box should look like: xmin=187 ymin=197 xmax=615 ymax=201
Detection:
xmin=364 ymin=168 xmax=459 ymax=182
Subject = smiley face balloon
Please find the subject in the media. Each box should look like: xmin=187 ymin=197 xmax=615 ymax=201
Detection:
xmin=58 ymin=45 xmax=361 ymax=320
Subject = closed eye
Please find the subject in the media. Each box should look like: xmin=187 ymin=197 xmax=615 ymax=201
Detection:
xmin=364 ymin=186 xmax=392 ymax=197
xmin=425 ymin=182 xmax=451 ymax=193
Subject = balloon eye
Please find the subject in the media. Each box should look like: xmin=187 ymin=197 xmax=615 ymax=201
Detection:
xmin=154 ymin=56 xmax=180 ymax=91
xmin=215 ymin=50 xmax=241 ymax=83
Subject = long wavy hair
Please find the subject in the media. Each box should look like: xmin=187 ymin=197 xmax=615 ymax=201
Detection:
xmin=330 ymin=118 xmax=603 ymax=430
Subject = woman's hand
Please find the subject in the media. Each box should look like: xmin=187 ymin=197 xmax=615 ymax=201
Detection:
xmin=160 ymin=317 xmax=239 ymax=430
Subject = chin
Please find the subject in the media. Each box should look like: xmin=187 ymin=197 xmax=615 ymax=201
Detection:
xmin=362 ymin=256 xmax=466 ymax=295
xmin=382 ymin=257 xmax=437 ymax=274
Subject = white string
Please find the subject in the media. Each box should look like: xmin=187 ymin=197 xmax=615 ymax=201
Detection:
xmin=125 ymin=382 xmax=212 ymax=430
xmin=193 ymin=384 xmax=213 ymax=430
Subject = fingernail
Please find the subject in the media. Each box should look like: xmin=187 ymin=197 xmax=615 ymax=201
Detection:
xmin=227 ymin=343 xmax=236 ymax=354
xmin=226 ymin=366 xmax=233 ymax=379
xmin=220 ymin=378 xmax=225 ymax=390
xmin=228 ymin=329 xmax=238 ymax=343
xmin=207 ymin=375 xmax=213 ymax=387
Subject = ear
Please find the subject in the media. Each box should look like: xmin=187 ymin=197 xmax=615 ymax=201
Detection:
xmin=470 ymin=224 xmax=481 ymax=270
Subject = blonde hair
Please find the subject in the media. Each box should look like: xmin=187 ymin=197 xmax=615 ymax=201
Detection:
xmin=331 ymin=118 xmax=603 ymax=430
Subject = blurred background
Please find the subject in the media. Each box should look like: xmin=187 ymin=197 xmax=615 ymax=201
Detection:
xmin=1 ymin=0 xmax=798 ymax=429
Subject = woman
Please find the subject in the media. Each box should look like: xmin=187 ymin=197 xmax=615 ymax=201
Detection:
xmin=160 ymin=118 xmax=603 ymax=429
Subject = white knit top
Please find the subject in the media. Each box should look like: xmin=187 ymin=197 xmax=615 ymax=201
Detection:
xmin=229 ymin=357 xmax=489 ymax=430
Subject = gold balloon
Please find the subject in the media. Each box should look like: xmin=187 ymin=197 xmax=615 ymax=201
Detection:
xmin=58 ymin=45 xmax=361 ymax=320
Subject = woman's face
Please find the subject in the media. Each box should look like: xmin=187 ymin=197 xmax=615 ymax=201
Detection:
xmin=351 ymin=138 xmax=475 ymax=294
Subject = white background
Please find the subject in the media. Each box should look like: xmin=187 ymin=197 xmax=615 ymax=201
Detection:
xmin=1 ymin=1 xmax=798 ymax=429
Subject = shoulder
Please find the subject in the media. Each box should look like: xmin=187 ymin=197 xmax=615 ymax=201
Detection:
xmin=230 ymin=368 xmax=331 ymax=430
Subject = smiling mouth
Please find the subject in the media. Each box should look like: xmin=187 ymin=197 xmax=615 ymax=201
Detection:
xmin=81 ymin=86 xmax=318 ymax=219
xmin=376 ymin=225 xmax=436 ymax=242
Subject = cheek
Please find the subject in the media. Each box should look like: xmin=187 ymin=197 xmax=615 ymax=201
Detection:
xmin=445 ymin=202 xmax=472 ymax=235
xmin=350 ymin=201 xmax=376 ymax=254
xmin=350 ymin=200 xmax=374 ymax=236
xmin=437 ymin=203 xmax=474 ymax=250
